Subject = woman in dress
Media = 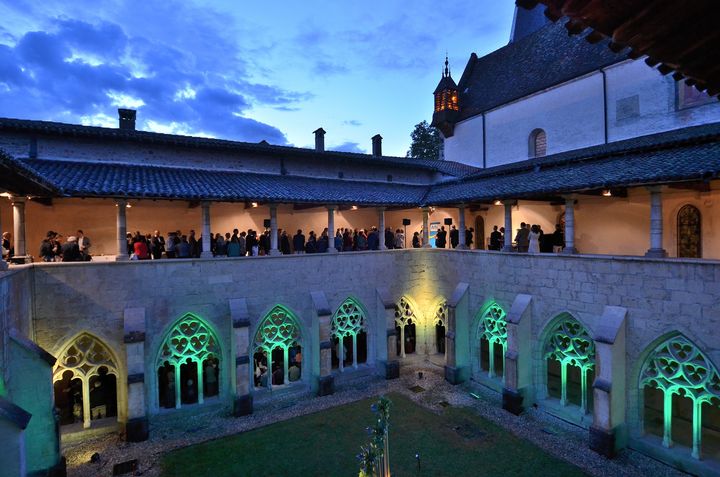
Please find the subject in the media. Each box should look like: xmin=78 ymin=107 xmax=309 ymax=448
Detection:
xmin=528 ymin=224 xmax=541 ymax=254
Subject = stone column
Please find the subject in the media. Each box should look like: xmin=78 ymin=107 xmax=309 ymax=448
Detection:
xmin=645 ymin=186 xmax=667 ymax=258
xmin=269 ymin=204 xmax=280 ymax=256
xmin=503 ymin=294 xmax=533 ymax=415
xmin=116 ymin=199 xmax=129 ymax=261
xmin=445 ymin=283 xmax=469 ymax=384
xmin=327 ymin=206 xmax=337 ymax=253
xmin=200 ymin=201 xmax=213 ymax=258
xmin=377 ymin=287 xmax=399 ymax=379
xmin=378 ymin=207 xmax=387 ymax=250
xmin=502 ymin=200 xmax=513 ymax=252
xmin=124 ymin=307 xmax=148 ymax=441
xmin=10 ymin=197 xmax=27 ymax=260
xmin=230 ymin=298 xmax=253 ymax=416
xmin=311 ymin=291 xmax=334 ymax=395
xmin=590 ymin=306 xmax=627 ymax=458
xmin=457 ymin=205 xmax=467 ymax=249
xmin=422 ymin=207 xmax=431 ymax=248
xmin=562 ymin=195 xmax=578 ymax=254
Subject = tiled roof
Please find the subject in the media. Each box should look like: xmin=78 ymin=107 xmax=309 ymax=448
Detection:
xmin=0 ymin=118 xmax=477 ymax=178
xmin=456 ymin=21 xmax=626 ymax=121
xmin=425 ymin=123 xmax=720 ymax=204
xmin=16 ymin=158 xmax=430 ymax=206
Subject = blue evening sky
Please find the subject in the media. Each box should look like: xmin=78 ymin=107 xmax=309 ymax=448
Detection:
xmin=0 ymin=1 xmax=515 ymax=157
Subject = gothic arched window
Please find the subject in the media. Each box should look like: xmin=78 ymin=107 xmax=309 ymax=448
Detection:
xmin=156 ymin=314 xmax=221 ymax=409
xmin=544 ymin=314 xmax=595 ymax=414
xmin=53 ymin=333 xmax=119 ymax=428
xmin=529 ymin=129 xmax=547 ymax=158
xmin=394 ymin=296 xmax=418 ymax=358
xmin=677 ymin=205 xmax=702 ymax=258
xmin=477 ymin=303 xmax=508 ymax=380
xmin=433 ymin=300 xmax=448 ymax=356
xmin=253 ymin=305 xmax=302 ymax=389
xmin=640 ymin=334 xmax=720 ymax=460
xmin=331 ymin=298 xmax=368 ymax=370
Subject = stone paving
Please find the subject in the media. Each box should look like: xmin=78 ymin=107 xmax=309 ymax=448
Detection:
xmin=63 ymin=365 xmax=686 ymax=477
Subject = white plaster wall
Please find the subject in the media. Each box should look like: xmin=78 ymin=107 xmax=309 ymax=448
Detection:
xmin=443 ymin=115 xmax=484 ymax=168
xmin=606 ymin=60 xmax=720 ymax=142
xmin=484 ymin=73 xmax=605 ymax=167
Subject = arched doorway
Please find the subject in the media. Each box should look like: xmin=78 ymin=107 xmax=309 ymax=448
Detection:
xmin=543 ymin=314 xmax=595 ymax=415
xmin=394 ymin=296 xmax=419 ymax=358
xmin=475 ymin=216 xmax=485 ymax=250
xmin=156 ymin=314 xmax=221 ymax=409
xmin=53 ymin=333 xmax=119 ymax=429
xmin=253 ymin=305 xmax=303 ymax=389
xmin=331 ymin=298 xmax=368 ymax=371
xmin=677 ymin=205 xmax=702 ymax=258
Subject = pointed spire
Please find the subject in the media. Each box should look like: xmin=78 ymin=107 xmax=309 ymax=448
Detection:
xmin=444 ymin=52 xmax=450 ymax=78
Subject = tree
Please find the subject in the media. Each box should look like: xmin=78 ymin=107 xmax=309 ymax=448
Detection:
xmin=406 ymin=120 xmax=443 ymax=160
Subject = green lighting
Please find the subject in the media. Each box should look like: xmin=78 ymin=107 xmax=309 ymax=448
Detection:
xmin=254 ymin=305 xmax=302 ymax=388
xmin=477 ymin=303 xmax=508 ymax=380
xmin=157 ymin=313 xmax=220 ymax=408
xmin=0 ymin=375 xmax=5 ymax=397
xmin=543 ymin=315 xmax=594 ymax=414
xmin=640 ymin=335 xmax=720 ymax=459
xmin=331 ymin=298 xmax=367 ymax=370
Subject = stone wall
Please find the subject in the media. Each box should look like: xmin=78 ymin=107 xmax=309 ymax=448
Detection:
xmin=0 ymin=266 xmax=33 ymax=386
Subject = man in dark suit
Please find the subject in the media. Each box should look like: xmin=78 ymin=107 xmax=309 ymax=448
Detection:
xmin=449 ymin=225 xmax=459 ymax=248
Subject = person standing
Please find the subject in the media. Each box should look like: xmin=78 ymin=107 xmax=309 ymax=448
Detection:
xmin=151 ymin=230 xmax=166 ymax=259
xmin=367 ymin=226 xmax=379 ymax=250
xmin=61 ymin=236 xmax=82 ymax=262
xmin=2 ymin=232 xmax=12 ymax=260
xmin=490 ymin=225 xmax=502 ymax=250
xmin=528 ymin=225 xmax=541 ymax=254
xmin=515 ymin=222 xmax=530 ymax=253
xmin=466 ymin=227 xmax=474 ymax=249
xmin=394 ymin=229 xmax=405 ymax=249
xmin=76 ymin=230 xmax=91 ymax=259
xmin=552 ymin=224 xmax=565 ymax=253
xmin=280 ymin=230 xmax=291 ymax=255
xmin=292 ymin=229 xmax=305 ymax=254
xmin=412 ymin=232 xmax=421 ymax=248
xmin=384 ymin=227 xmax=395 ymax=250
xmin=449 ymin=225 xmax=459 ymax=249
xmin=436 ymin=226 xmax=447 ymax=248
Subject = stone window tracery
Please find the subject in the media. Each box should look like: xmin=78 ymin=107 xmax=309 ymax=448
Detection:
xmin=543 ymin=315 xmax=594 ymax=414
xmin=331 ymin=298 xmax=367 ymax=370
xmin=477 ymin=303 xmax=507 ymax=379
xmin=434 ymin=300 xmax=447 ymax=355
xmin=253 ymin=305 xmax=302 ymax=389
xmin=640 ymin=334 xmax=720 ymax=459
xmin=394 ymin=296 xmax=418 ymax=358
xmin=53 ymin=333 xmax=119 ymax=428
xmin=156 ymin=314 xmax=220 ymax=409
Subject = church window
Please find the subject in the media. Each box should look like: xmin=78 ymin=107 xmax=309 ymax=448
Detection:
xmin=477 ymin=303 xmax=507 ymax=380
xmin=53 ymin=333 xmax=119 ymax=428
xmin=677 ymin=205 xmax=702 ymax=258
xmin=331 ymin=298 xmax=368 ymax=371
xmin=544 ymin=314 xmax=594 ymax=415
xmin=433 ymin=300 xmax=447 ymax=356
xmin=640 ymin=334 xmax=720 ymax=460
xmin=394 ymin=296 xmax=418 ymax=358
xmin=156 ymin=314 xmax=220 ymax=409
xmin=529 ymin=129 xmax=547 ymax=158
xmin=253 ymin=305 xmax=302 ymax=389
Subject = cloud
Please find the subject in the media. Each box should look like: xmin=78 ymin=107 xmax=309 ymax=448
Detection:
xmin=343 ymin=119 xmax=362 ymax=127
xmin=0 ymin=6 xmax=308 ymax=144
xmin=329 ymin=141 xmax=365 ymax=154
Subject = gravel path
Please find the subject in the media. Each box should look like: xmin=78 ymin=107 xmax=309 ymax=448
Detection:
xmin=63 ymin=365 xmax=687 ymax=477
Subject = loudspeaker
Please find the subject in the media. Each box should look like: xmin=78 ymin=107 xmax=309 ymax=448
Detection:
xmin=263 ymin=219 xmax=271 ymax=228
xmin=444 ymin=218 xmax=452 ymax=225
xmin=402 ymin=218 xmax=411 ymax=226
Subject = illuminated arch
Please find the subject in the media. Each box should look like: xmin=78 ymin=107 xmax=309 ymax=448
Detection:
xmin=640 ymin=333 xmax=720 ymax=459
xmin=331 ymin=297 xmax=368 ymax=370
xmin=53 ymin=332 xmax=120 ymax=428
xmin=543 ymin=313 xmax=595 ymax=414
xmin=156 ymin=313 xmax=221 ymax=408
xmin=253 ymin=305 xmax=303 ymax=388
xmin=432 ymin=298 xmax=448 ymax=356
xmin=394 ymin=296 xmax=419 ymax=358
xmin=476 ymin=302 xmax=508 ymax=379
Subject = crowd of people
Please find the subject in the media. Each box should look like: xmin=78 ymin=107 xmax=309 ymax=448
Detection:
xmin=33 ymin=230 xmax=93 ymax=262
xmin=487 ymin=222 xmax=565 ymax=253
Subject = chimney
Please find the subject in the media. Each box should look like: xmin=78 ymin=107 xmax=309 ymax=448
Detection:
xmin=372 ymin=134 xmax=383 ymax=157
xmin=118 ymin=108 xmax=136 ymax=130
xmin=313 ymin=128 xmax=326 ymax=152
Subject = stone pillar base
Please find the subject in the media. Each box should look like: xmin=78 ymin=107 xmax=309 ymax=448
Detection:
xmin=502 ymin=388 xmax=524 ymax=415
xmin=268 ymin=249 xmax=281 ymax=256
xmin=317 ymin=375 xmax=335 ymax=396
xmin=327 ymin=248 xmax=338 ymax=254
xmin=501 ymin=245 xmax=513 ymax=252
xmin=561 ymin=247 xmax=578 ymax=254
xmin=384 ymin=360 xmax=399 ymax=380
xmin=9 ymin=255 xmax=31 ymax=264
xmin=233 ymin=394 xmax=253 ymax=417
xmin=115 ymin=255 xmax=129 ymax=262
xmin=456 ymin=244 xmax=469 ymax=250
xmin=444 ymin=365 xmax=465 ymax=385
xmin=200 ymin=251 xmax=214 ymax=258
xmin=645 ymin=248 xmax=667 ymax=258
xmin=125 ymin=417 xmax=149 ymax=442
xmin=589 ymin=425 xmax=616 ymax=458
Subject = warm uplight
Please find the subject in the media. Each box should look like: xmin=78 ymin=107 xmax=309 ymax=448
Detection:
xmin=494 ymin=200 xmax=502 ymax=206
xmin=126 ymin=203 xmax=132 ymax=208
xmin=602 ymin=189 xmax=612 ymax=197
xmin=251 ymin=202 xmax=258 ymax=208
xmin=351 ymin=205 xmax=358 ymax=210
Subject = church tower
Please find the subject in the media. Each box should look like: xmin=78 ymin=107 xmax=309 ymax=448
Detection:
xmin=431 ymin=55 xmax=459 ymax=138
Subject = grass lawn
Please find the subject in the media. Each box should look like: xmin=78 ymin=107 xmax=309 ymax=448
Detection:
xmin=161 ymin=393 xmax=586 ymax=477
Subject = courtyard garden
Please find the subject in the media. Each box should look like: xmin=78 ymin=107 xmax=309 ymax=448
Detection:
xmin=161 ymin=392 xmax=586 ymax=476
